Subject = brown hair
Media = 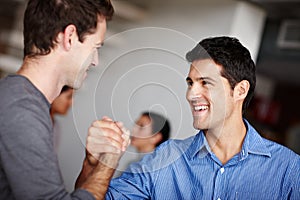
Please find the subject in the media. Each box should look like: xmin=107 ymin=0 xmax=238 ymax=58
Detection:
xmin=186 ymin=36 xmax=256 ymax=113
xmin=23 ymin=0 xmax=114 ymax=58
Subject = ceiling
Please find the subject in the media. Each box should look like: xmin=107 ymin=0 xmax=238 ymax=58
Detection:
xmin=247 ymin=0 xmax=300 ymax=19
xmin=244 ymin=0 xmax=300 ymax=85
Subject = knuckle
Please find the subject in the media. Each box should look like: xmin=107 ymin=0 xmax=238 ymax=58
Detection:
xmin=91 ymin=120 xmax=98 ymax=126
xmin=86 ymin=137 xmax=94 ymax=145
xmin=88 ymin=126 xmax=94 ymax=134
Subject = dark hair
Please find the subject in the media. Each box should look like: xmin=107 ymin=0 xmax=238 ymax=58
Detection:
xmin=185 ymin=36 xmax=256 ymax=112
xmin=23 ymin=0 xmax=114 ymax=58
xmin=142 ymin=112 xmax=171 ymax=147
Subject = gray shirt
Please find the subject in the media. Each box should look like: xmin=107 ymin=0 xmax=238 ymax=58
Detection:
xmin=0 ymin=75 xmax=94 ymax=200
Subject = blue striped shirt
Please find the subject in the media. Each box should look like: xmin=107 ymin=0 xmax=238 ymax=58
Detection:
xmin=106 ymin=120 xmax=300 ymax=199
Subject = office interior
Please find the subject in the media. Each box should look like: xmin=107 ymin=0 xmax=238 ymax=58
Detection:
xmin=0 ymin=0 xmax=299 ymax=191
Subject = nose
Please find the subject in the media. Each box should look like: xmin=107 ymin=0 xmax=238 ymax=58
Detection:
xmin=186 ymin=84 xmax=203 ymax=101
xmin=91 ymin=50 xmax=99 ymax=66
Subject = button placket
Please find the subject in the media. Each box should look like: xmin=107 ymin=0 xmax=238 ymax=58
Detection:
xmin=220 ymin=167 xmax=225 ymax=174
xmin=213 ymin=167 xmax=226 ymax=200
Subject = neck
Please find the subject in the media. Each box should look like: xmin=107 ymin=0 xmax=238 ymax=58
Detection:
xmin=17 ymin=57 xmax=64 ymax=103
xmin=205 ymin=116 xmax=246 ymax=165
xmin=137 ymin=145 xmax=156 ymax=153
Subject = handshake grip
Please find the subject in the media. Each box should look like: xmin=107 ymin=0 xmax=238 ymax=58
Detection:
xmin=86 ymin=118 xmax=131 ymax=168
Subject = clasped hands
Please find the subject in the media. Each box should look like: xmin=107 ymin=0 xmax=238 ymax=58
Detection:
xmin=86 ymin=116 xmax=131 ymax=167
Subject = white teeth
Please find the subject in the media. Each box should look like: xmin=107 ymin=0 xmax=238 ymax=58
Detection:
xmin=194 ymin=105 xmax=208 ymax=111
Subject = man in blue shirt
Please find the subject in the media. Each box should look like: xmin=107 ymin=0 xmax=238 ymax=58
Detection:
xmin=93 ymin=36 xmax=300 ymax=199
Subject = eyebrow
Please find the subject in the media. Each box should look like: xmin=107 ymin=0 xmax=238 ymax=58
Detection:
xmin=186 ymin=77 xmax=192 ymax=82
xmin=186 ymin=76 xmax=216 ymax=83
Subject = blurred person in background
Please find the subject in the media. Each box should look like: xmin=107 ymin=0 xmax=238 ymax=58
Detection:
xmin=114 ymin=111 xmax=170 ymax=177
xmin=131 ymin=111 xmax=170 ymax=153
xmin=50 ymin=86 xmax=74 ymax=151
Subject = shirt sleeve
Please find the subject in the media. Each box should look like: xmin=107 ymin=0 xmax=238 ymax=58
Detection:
xmin=106 ymin=161 xmax=155 ymax=199
xmin=105 ymin=141 xmax=178 ymax=200
xmin=0 ymin=101 xmax=95 ymax=200
xmin=107 ymin=148 xmax=169 ymax=200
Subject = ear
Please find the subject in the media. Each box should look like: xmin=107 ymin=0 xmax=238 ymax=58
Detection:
xmin=233 ymin=80 xmax=250 ymax=101
xmin=62 ymin=24 xmax=77 ymax=51
xmin=150 ymin=132 xmax=163 ymax=145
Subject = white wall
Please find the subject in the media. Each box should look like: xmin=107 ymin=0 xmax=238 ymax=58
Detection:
xmin=57 ymin=0 xmax=266 ymax=191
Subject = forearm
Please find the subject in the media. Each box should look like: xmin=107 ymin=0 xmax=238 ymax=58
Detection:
xmin=75 ymin=153 xmax=121 ymax=200
xmin=75 ymin=158 xmax=94 ymax=189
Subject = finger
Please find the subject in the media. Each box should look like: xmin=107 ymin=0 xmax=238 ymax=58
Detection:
xmin=87 ymin=129 xmax=124 ymax=150
xmin=122 ymin=130 xmax=131 ymax=151
xmin=102 ymin=116 xmax=113 ymax=121
xmin=92 ymin=120 xmax=123 ymax=136
xmin=96 ymin=134 xmax=122 ymax=150
xmin=114 ymin=121 xmax=124 ymax=128
xmin=88 ymin=126 xmax=124 ymax=146
xmin=115 ymin=121 xmax=129 ymax=137
xmin=87 ymin=143 xmax=121 ymax=155
xmin=119 ymin=127 xmax=131 ymax=151
xmin=86 ymin=137 xmax=122 ymax=158
xmin=111 ymin=122 xmax=131 ymax=151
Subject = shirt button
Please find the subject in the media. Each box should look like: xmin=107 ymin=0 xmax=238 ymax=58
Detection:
xmin=220 ymin=167 xmax=225 ymax=174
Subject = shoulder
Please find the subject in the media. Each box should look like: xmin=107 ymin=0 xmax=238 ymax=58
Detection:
xmin=263 ymin=139 xmax=300 ymax=197
xmin=0 ymin=75 xmax=50 ymax=112
xmin=246 ymin=120 xmax=299 ymax=161
xmin=0 ymin=75 xmax=52 ymax=137
xmin=155 ymin=134 xmax=196 ymax=159
xmin=263 ymin=137 xmax=299 ymax=159
xmin=259 ymin=137 xmax=300 ymax=180
xmin=0 ymin=75 xmax=28 ymax=94
xmin=129 ymin=135 xmax=197 ymax=173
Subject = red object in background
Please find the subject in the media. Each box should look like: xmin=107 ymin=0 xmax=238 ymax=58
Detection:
xmin=252 ymin=96 xmax=281 ymax=125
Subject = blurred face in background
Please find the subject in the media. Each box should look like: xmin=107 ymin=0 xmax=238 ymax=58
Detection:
xmin=131 ymin=115 xmax=154 ymax=151
xmin=51 ymin=88 xmax=74 ymax=116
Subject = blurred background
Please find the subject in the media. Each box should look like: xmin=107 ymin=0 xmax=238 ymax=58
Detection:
xmin=1 ymin=0 xmax=299 ymax=191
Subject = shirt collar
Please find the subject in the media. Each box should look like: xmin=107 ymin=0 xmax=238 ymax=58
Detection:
xmin=186 ymin=130 xmax=211 ymax=160
xmin=242 ymin=119 xmax=271 ymax=159
xmin=187 ymin=119 xmax=271 ymax=160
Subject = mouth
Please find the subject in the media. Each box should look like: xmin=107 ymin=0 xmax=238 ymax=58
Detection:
xmin=86 ymin=63 xmax=94 ymax=72
xmin=86 ymin=66 xmax=91 ymax=72
xmin=194 ymin=105 xmax=209 ymax=111
xmin=191 ymin=104 xmax=209 ymax=116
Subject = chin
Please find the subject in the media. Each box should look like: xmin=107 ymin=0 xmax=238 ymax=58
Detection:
xmin=72 ymin=80 xmax=84 ymax=90
xmin=193 ymin=120 xmax=208 ymax=130
xmin=193 ymin=122 xmax=202 ymax=130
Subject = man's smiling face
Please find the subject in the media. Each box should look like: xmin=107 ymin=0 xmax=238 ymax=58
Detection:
xmin=186 ymin=59 xmax=235 ymax=131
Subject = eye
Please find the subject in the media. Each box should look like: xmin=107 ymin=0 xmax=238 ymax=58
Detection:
xmin=186 ymin=80 xmax=193 ymax=87
xmin=202 ymin=80 xmax=210 ymax=86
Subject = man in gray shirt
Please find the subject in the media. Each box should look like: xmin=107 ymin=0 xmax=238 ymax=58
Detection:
xmin=0 ymin=0 xmax=129 ymax=199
